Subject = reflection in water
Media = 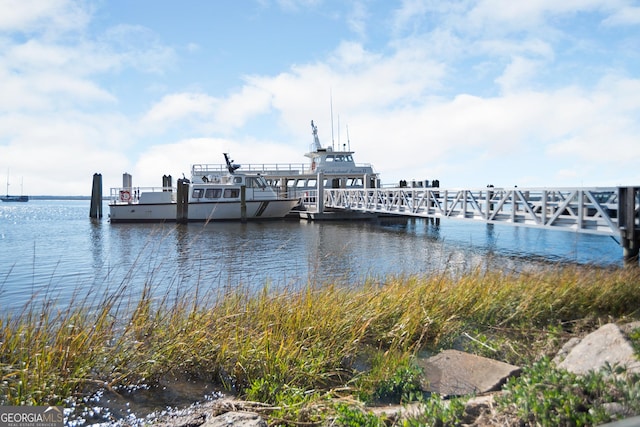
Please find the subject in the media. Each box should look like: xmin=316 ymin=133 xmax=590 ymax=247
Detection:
xmin=0 ymin=200 xmax=624 ymax=312
xmin=485 ymin=223 xmax=496 ymax=252
xmin=89 ymin=218 xmax=107 ymax=277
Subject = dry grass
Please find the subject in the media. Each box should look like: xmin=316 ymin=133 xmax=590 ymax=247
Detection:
xmin=1 ymin=264 xmax=639 ymax=410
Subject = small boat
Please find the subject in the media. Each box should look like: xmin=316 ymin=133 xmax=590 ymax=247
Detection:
xmin=1 ymin=174 xmax=29 ymax=202
xmin=108 ymin=154 xmax=300 ymax=223
xmin=0 ymin=195 xmax=29 ymax=203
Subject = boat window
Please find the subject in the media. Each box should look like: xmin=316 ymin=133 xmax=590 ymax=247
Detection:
xmin=346 ymin=155 xmax=353 ymax=162
xmin=335 ymin=155 xmax=345 ymax=162
xmin=224 ymin=189 xmax=240 ymax=198
xmin=256 ymin=176 xmax=268 ymax=188
xmin=233 ymin=177 xmax=243 ymax=184
xmin=326 ymin=155 xmax=334 ymax=162
xmin=205 ymin=188 xmax=221 ymax=198
xmin=246 ymin=177 xmax=267 ymax=189
xmin=192 ymin=188 xmax=204 ymax=198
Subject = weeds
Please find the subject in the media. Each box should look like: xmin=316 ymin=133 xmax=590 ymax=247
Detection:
xmin=498 ymin=357 xmax=640 ymax=426
xmin=0 ymin=264 xmax=639 ymax=425
xmin=403 ymin=394 xmax=467 ymax=427
xmin=334 ymin=403 xmax=387 ymax=427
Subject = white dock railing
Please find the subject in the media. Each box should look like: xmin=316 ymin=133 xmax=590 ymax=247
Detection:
xmin=322 ymin=187 xmax=635 ymax=237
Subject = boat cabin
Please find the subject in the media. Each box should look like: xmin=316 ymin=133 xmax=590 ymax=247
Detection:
xmin=190 ymin=175 xmax=271 ymax=201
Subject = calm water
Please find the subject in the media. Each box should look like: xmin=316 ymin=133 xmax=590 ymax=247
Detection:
xmin=0 ymin=199 xmax=622 ymax=312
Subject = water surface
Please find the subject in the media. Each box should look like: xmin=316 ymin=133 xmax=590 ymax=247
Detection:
xmin=0 ymin=199 xmax=621 ymax=312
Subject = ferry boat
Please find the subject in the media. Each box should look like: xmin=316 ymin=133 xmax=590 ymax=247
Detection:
xmin=108 ymin=154 xmax=300 ymax=223
xmin=192 ymin=121 xmax=380 ymax=202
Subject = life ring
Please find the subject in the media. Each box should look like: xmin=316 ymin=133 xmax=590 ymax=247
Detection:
xmin=120 ymin=190 xmax=131 ymax=202
xmin=311 ymin=161 xmax=316 ymax=171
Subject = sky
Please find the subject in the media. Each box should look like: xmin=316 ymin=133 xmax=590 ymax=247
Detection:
xmin=1 ymin=0 xmax=640 ymax=196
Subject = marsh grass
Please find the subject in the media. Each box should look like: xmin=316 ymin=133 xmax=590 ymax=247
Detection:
xmin=1 ymin=263 xmax=639 ymax=423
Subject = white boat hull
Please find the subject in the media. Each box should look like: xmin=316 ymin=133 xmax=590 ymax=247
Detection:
xmin=109 ymin=199 xmax=298 ymax=223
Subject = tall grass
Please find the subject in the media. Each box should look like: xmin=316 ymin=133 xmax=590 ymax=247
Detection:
xmin=1 ymin=264 xmax=639 ymax=413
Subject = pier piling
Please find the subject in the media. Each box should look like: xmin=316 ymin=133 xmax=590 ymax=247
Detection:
xmin=163 ymin=175 xmax=172 ymax=191
xmin=89 ymin=173 xmax=102 ymax=219
xmin=619 ymin=186 xmax=640 ymax=265
xmin=240 ymin=186 xmax=247 ymax=223
xmin=317 ymin=172 xmax=324 ymax=214
xmin=176 ymin=179 xmax=189 ymax=224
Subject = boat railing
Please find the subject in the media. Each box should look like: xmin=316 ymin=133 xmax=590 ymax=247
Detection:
xmin=192 ymin=163 xmax=308 ymax=176
xmin=110 ymin=186 xmax=175 ymax=204
xmin=192 ymin=162 xmax=377 ymax=177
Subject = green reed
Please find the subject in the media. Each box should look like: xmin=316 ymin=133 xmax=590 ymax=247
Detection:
xmin=1 ymin=263 xmax=639 ymax=418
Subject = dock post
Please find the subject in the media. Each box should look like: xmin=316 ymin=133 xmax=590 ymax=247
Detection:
xmin=163 ymin=175 xmax=173 ymax=191
xmin=317 ymin=172 xmax=324 ymax=214
xmin=89 ymin=173 xmax=103 ymax=219
xmin=176 ymin=178 xmax=189 ymax=224
xmin=619 ymin=186 xmax=640 ymax=265
xmin=240 ymin=186 xmax=247 ymax=223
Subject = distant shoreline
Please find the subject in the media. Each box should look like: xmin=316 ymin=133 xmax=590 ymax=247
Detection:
xmin=23 ymin=196 xmax=95 ymax=200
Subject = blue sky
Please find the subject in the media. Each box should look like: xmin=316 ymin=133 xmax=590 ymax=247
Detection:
xmin=1 ymin=0 xmax=640 ymax=196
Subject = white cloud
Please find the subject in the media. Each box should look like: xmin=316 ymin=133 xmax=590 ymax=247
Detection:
xmin=346 ymin=1 xmax=368 ymax=39
xmin=464 ymin=0 xmax=614 ymax=32
xmin=602 ymin=6 xmax=640 ymax=26
xmin=99 ymin=24 xmax=176 ymax=74
xmin=0 ymin=0 xmax=91 ymax=33
xmin=215 ymin=85 xmax=273 ymax=130
xmin=495 ymin=57 xmax=543 ymax=93
xmin=142 ymin=93 xmax=218 ymax=127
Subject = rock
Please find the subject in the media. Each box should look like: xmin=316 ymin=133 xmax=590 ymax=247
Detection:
xmin=461 ymin=394 xmax=494 ymax=424
xmin=556 ymin=323 xmax=640 ymax=375
xmin=415 ymin=349 xmax=521 ymax=397
xmin=598 ymin=402 xmax=633 ymax=420
xmin=596 ymin=415 xmax=640 ymax=427
xmin=147 ymin=406 xmax=209 ymax=427
xmin=201 ymin=411 xmax=267 ymax=427
xmin=147 ymin=399 xmax=269 ymax=427
xmin=552 ymin=336 xmax=582 ymax=364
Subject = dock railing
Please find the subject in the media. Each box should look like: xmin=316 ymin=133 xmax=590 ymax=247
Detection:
xmin=321 ymin=186 xmax=640 ymax=263
xmin=322 ymin=187 xmax=623 ymax=235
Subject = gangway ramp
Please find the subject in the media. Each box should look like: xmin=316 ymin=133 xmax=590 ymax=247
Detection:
xmin=317 ymin=186 xmax=639 ymax=263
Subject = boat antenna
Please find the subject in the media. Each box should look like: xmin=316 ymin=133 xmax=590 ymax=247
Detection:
xmin=346 ymin=124 xmax=351 ymax=152
xmin=330 ymin=90 xmax=335 ymax=150
xmin=337 ymin=114 xmax=340 ymax=149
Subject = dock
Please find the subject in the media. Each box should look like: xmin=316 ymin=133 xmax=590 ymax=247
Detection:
xmin=297 ymin=185 xmax=640 ymax=264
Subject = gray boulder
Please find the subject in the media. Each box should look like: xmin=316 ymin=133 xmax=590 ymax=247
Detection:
xmin=415 ymin=349 xmax=521 ymax=397
xmin=201 ymin=411 xmax=266 ymax=427
xmin=555 ymin=323 xmax=640 ymax=375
